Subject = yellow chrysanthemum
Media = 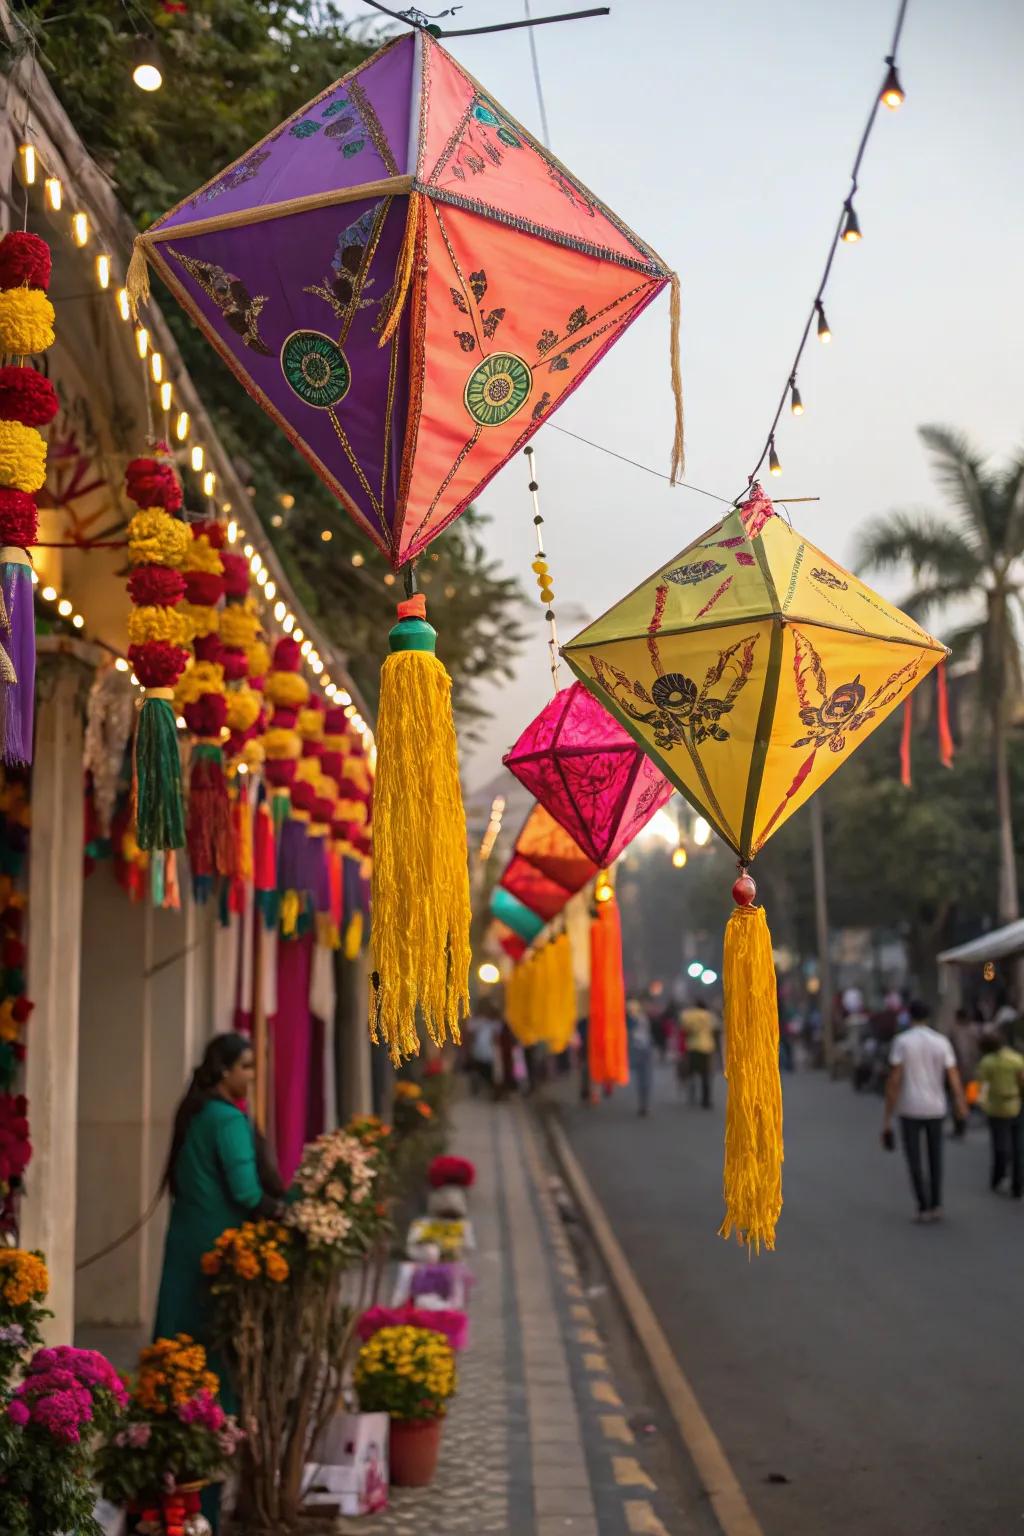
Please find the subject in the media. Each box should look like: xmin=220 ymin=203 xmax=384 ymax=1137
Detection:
xmin=0 ymin=1249 xmax=49 ymax=1307
xmin=297 ymin=707 xmax=325 ymax=742
xmin=220 ymin=605 xmax=261 ymax=650
xmin=175 ymin=660 xmax=226 ymax=707
xmin=294 ymin=755 xmax=320 ymax=786
xmin=177 ymin=600 xmax=220 ymax=639
xmin=246 ymin=639 xmax=271 ymax=681
xmin=127 ymin=605 xmax=191 ymax=647
xmin=265 ymin=670 xmax=310 ymax=709
xmin=128 ymin=510 xmax=191 ymax=569
xmin=262 ymin=727 xmax=302 ymax=761
xmin=225 ymin=685 xmax=261 ymax=734
xmin=0 ymin=288 xmax=55 ymax=355
xmin=0 ymin=420 xmax=47 ymax=493
xmin=182 ymin=533 xmax=224 ymax=576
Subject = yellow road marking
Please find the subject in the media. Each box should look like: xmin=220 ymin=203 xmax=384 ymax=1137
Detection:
xmin=584 ymin=1351 xmax=609 ymax=1372
xmin=548 ymin=1117 xmax=765 ymax=1536
xmin=600 ymin=1414 xmax=636 ymax=1445
xmin=576 ymin=1327 xmax=601 ymax=1346
xmin=590 ymin=1378 xmax=623 ymax=1406
xmin=614 ymin=1457 xmax=657 ymax=1490
xmin=625 ymin=1500 xmax=672 ymax=1535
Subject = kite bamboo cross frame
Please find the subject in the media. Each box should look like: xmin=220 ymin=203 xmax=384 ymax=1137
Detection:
xmin=126 ymin=30 xmax=684 ymax=570
xmin=561 ymin=485 xmax=950 ymax=864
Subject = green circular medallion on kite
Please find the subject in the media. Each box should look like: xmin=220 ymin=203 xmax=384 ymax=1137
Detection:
xmin=464 ymin=353 xmax=532 ymax=427
xmin=281 ymin=330 xmax=351 ymax=408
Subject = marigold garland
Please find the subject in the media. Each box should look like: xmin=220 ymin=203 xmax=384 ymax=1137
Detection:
xmin=127 ymin=605 xmax=192 ymax=648
xmin=225 ymin=685 xmax=261 ymax=735
xmin=0 ymin=421 xmax=46 ymax=494
xmin=219 ymin=604 xmax=261 ymax=650
xmin=0 ymin=489 xmax=37 ymax=549
xmin=0 ymin=232 xmax=51 ymax=291
xmin=0 ymin=289 xmax=55 ymax=356
xmin=175 ymin=660 xmax=226 ymax=707
xmin=265 ymin=669 xmax=309 ymax=709
xmin=127 ymin=509 xmax=192 ymax=569
xmin=127 ymin=565 xmax=186 ymax=607
xmin=176 ymin=600 xmax=220 ymax=639
xmin=125 ymin=457 xmax=183 ymax=513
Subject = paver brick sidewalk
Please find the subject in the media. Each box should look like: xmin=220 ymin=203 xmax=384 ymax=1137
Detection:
xmin=342 ymin=1096 xmax=678 ymax=1536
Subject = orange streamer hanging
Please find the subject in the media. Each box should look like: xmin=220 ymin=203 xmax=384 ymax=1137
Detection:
xmin=588 ymin=896 xmax=628 ymax=1089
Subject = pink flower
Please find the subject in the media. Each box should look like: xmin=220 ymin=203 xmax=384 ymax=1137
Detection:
xmin=7 ymin=1399 xmax=29 ymax=1426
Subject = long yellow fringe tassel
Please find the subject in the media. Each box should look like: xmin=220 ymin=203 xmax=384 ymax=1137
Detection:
xmin=126 ymin=237 xmax=151 ymax=321
xmin=719 ymin=894 xmax=784 ymax=1253
xmin=370 ymin=593 xmax=471 ymax=1064
xmin=668 ymin=271 xmax=685 ymax=484
xmin=378 ymin=192 xmax=420 ymax=348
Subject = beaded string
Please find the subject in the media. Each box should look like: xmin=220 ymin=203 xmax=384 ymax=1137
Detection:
xmin=523 ymin=444 xmax=560 ymax=694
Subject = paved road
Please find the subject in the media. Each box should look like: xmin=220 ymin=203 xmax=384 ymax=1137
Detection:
xmin=557 ymin=1062 xmax=1024 ymax=1536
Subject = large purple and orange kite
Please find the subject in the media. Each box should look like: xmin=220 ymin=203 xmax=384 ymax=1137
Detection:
xmin=128 ymin=30 xmax=681 ymax=567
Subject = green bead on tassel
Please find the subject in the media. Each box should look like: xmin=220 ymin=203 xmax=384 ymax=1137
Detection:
xmin=135 ymin=694 xmax=185 ymax=851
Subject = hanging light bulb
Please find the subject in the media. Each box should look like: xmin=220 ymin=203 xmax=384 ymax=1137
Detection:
xmin=159 ymin=381 xmax=173 ymax=413
xmin=191 ymin=445 xmax=204 ymax=472
xmin=815 ymin=300 xmax=832 ymax=343
xmin=265 ymin=581 xmax=276 ymax=599
xmin=150 ymin=351 xmax=163 ymax=383
xmin=135 ymin=326 xmax=149 ymax=359
xmin=96 ymin=253 xmax=111 ymax=290
xmin=672 ymin=846 xmax=688 ymax=869
xmin=841 ymin=199 xmax=862 ymax=243
xmin=320 ymin=529 xmax=333 ymax=542
xmin=132 ymin=37 xmax=164 ymax=93
xmin=283 ymin=613 xmax=295 ymax=634
xmin=71 ymin=211 xmax=89 ymax=247
xmin=880 ymin=58 xmax=905 ymax=110
xmin=227 ymin=519 xmax=238 ymax=544
xmin=116 ymin=287 xmax=131 ymax=322
xmin=790 ymin=381 xmax=804 ymax=416
xmin=57 ymin=598 xmax=73 ymax=617
xmin=203 ymin=470 xmax=215 ymax=497
xmin=274 ymin=600 xmax=286 ymax=622
xmin=18 ymin=144 xmax=36 ymax=186
xmin=769 ymin=440 xmax=782 ymax=477
xmin=351 ymin=551 xmax=364 ymax=567
xmin=175 ymin=410 xmax=190 ymax=442
xmin=44 ymin=177 xmax=62 ymax=211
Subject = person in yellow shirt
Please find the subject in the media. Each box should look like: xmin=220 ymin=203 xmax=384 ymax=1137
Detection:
xmin=977 ymin=1028 xmax=1024 ymax=1198
xmin=678 ymin=997 xmax=719 ymax=1109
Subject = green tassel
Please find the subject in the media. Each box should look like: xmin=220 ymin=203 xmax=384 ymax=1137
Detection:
xmin=150 ymin=849 xmax=166 ymax=907
xmin=136 ymin=697 xmax=185 ymax=851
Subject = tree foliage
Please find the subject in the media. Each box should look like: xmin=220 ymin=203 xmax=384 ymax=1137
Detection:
xmin=18 ymin=0 xmax=526 ymax=722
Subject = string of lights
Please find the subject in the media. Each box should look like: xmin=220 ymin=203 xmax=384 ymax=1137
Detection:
xmin=744 ymin=0 xmax=909 ymax=490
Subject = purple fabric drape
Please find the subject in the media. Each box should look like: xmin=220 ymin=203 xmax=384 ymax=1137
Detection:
xmin=273 ymin=932 xmax=313 ymax=1182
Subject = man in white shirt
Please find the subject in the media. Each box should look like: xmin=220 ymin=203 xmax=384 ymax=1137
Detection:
xmin=883 ymin=1000 xmax=967 ymax=1222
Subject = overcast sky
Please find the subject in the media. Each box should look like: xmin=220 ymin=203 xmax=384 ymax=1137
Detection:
xmin=343 ymin=0 xmax=1024 ymax=787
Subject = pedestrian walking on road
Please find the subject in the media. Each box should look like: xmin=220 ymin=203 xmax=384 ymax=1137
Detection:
xmin=976 ymin=1027 xmax=1024 ymax=1198
xmin=627 ymin=995 xmax=654 ymax=1116
xmin=679 ymin=997 xmax=717 ymax=1109
xmin=882 ymin=1000 xmax=968 ymax=1222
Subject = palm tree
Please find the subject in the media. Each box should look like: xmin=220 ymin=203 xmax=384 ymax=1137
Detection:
xmin=856 ymin=426 xmax=1024 ymax=926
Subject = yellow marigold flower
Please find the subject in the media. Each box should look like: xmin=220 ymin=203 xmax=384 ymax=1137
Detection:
xmin=265 ymin=1251 xmax=289 ymax=1283
xmin=182 ymin=533 xmax=224 ymax=576
xmin=297 ymin=707 xmax=325 ymax=742
xmin=220 ymin=605 xmax=261 ymax=650
xmin=177 ymin=601 xmax=220 ymax=640
xmin=265 ymin=670 xmax=309 ymax=709
xmin=262 ymin=727 xmax=302 ymax=762
xmin=0 ymin=288 xmax=55 ymax=355
xmin=225 ymin=685 xmax=262 ymax=734
xmin=246 ymin=639 xmax=271 ymax=680
xmin=0 ymin=420 xmax=47 ymax=494
xmin=175 ymin=660 xmax=226 ymax=708
xmin=128 ymin=510 xmax=192 ymax=569
xmin=127 ymin=605 xmax=191 ymax=647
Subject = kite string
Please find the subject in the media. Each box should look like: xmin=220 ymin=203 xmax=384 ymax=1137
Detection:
xmin=743 ymin=0 xmax=911 ymax=491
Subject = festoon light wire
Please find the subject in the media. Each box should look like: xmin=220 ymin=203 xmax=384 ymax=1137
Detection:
xmin=742 ymin=0 xmax=911 ymax=492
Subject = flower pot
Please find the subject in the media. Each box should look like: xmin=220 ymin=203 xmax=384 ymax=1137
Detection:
xmin=389 ymin=1416 xmax=442 ymax=1486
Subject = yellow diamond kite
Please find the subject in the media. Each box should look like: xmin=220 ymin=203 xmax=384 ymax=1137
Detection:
xmin=562 ymin=486 xmax=947 ymax=862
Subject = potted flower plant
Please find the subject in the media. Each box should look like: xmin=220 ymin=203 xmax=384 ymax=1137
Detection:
xmin=354 ymin=1325 xmax=456 ymax=1487
xmin=94 ymin=1334 xmax=243 ymax=1531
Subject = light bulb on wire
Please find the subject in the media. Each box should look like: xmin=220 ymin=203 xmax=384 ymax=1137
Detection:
xmin=815 ymin=300 xmax=832 ymax=343
xmin=96 ymin=254 xmax=111 ymax=290
xmin=841 ymin=199 xmax=862 ymax=243
xmin=44 ymin=177 xmax=62 ymax=211
xmin=131 ymin=37 xmax=163 ymax=93
xmin=175 ymin=410 xmax=189 ymax=442
xmin=880 ymin=59 xmax=905 ymax=110
xmin=159 ymin=381 xmax=172 ymax=413
xmin=672 ymin=846 xmax=688 ymax=869
xmin=790 ymin=380 xmax=804 ymax=416
xmin=769 ymin=440 xmax=782 ymax=477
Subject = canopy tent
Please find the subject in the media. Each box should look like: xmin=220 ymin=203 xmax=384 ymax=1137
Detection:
xmin=938 ymin=921 xmax=1024 ymax=967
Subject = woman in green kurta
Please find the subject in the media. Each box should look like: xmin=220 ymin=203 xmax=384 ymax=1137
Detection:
xmin=154 ymin=1033 xmax=284 ymax=1528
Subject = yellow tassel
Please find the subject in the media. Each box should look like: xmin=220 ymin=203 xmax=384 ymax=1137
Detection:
xmin=126 ymin=237 xmax=151 ymax=320
xmin=370 ymin=594 xmax=471 ymax=1064
xmin=377 ymin=192 xmax=420 ymax=348
xmin=668 ymin=271 xmax=685 ymax=484
xmin=719 ymin=900 xmax=783 ymax=1253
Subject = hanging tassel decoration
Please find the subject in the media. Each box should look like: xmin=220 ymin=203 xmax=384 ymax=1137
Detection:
xmin=899 ymin=696 xmax=913 ymax=788
xmin=936 ymin=659 xmax=954 ymax=769
xmin=719 ymin=871 xmax=784 ymax=1254
xmin=588 ymin=878 xmax=628 ymax=1091
xmin=370 ymin=591 xmax=471 ymax=1064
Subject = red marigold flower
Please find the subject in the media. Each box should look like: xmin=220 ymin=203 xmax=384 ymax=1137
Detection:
xmin=192 ymin=518 xmax=226 ymax=550
xmin=183 ymin=570 xmax=225 ymax=607
xmin=0 ymin=489 xmax=38 ymax=549
xmin=128 ymin=565 xmax=186 ymax=608
xmin=193 ymin=633 xmax=225 ymax=667
xmin=220 ymin=551 xmax=249 ymax=600
xmin=125 ymin=457 xmax=183 ymax=513
xmin=264 ymin=759 xmax=298 ymax=788
xmin=290 ymin=780 xmax=316 ymax=814
xmin=128 ymin=639 xmax=190 ymax=689
xmin=2 ymin=938 xmax=25 ymax=970
xmin=0 ymin=366 xmax=59 ymax=427
xmin=0 ymin=232 xmax=52 ymax=292
xmin=221 ymin=647 xmax=249 ymax=682
xmin=184 ymin=692 xmax=228 ymax=736
xmin=272 ymin=637 xmax=302 ymax=673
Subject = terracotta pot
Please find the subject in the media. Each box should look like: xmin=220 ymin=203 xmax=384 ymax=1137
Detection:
xmin=389 ymin=1416 xmax=442 ymax=1486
